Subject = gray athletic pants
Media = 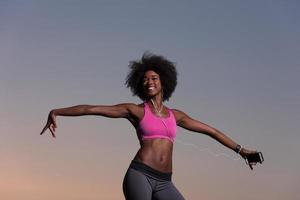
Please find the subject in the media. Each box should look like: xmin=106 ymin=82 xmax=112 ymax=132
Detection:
xmin=123 ymin=160 xmax=185 ymax=200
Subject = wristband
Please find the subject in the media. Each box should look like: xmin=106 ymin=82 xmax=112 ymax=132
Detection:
xmin=234 ymin=144 xmax=242 ymax=154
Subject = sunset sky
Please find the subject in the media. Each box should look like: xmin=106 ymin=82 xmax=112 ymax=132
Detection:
xmin=1 ymin=1 xmax=299 ymax=199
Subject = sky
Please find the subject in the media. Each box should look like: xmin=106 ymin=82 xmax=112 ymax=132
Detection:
xmin=1 ymin=0 xmax=299 ymax=199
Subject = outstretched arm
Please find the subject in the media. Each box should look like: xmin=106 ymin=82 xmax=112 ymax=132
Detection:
xmin=40 ymin=103 xmax=137 ymax=138
xmin=172 ymin=109 xmax=256 ymax=159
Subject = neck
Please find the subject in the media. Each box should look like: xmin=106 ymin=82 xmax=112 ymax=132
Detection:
xmin=148 ymin=94 xmax=163 ymax=108
xmin=150 ymin=98 xmax=164 ymax=115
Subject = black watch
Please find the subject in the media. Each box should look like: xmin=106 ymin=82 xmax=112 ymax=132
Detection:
xmin=234 ymin=144 xmax=242 ymax=154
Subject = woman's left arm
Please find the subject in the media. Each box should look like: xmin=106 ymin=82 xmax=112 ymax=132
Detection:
xmin=172 ymin=109 xmax=256 ymax=158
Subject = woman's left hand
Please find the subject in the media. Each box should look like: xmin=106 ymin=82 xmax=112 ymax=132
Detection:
xmin=239 ymin=148 xmax=257 ymax=159
xmin=239 ymin=148 xmax=259 ymax=170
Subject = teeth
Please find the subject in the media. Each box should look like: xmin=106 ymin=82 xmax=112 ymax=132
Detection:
xmin=148 ymin=87 xmax=154 ymax=90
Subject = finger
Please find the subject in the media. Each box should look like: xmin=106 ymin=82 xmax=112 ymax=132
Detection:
xmin=52 ymin=118 xmax=57 ymax=128
xmin=250 ymin=162 xmax=257 ymax=166
xmin=50 ymin=113 xmax=57 ymax=128
xmin=50 ymin=124 xmax=56 ymax=132
xmin=40 ymin=122 xmax=50 ymax=135
xmin=40 ymin=127 xmax=46 ymax=135
xmin=51 ymin=124 xmax=55 ymax=132
xmin=249 ymin=164 xmax=253 ymax=170
xmin=49 ymin=124 xmax=56 ymax=137
xmin=53 ymin=122 xmax=57 ymax=128
xmin=49 ymin=127 xmax=56 ymax=138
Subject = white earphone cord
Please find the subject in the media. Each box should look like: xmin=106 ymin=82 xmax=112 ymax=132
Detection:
xmin=160 ymin=118 xmax=240 ymax=161
xmin=175 ymin=137 xmax=241 ymax=161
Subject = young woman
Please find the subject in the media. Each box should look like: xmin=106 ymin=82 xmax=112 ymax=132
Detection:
xmin=40 ymin=52 xmax=260 ymax=200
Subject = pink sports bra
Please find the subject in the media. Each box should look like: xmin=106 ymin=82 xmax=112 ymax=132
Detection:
xmin=136 ymin=102 xmax=177 ymax=143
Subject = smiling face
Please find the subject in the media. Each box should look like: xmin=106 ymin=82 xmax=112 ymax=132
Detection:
xmin=143 ymin=70 xmax=163 ymax=99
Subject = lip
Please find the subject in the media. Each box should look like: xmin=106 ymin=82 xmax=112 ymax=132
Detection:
xmin=145 ymin=86 xmax=156 ymax=95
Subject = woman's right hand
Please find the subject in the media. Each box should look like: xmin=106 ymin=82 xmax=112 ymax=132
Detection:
xmin=40 ymin=110 xmax=57 ymax=138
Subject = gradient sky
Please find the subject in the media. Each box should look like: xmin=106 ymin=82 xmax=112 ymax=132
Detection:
xmin=1 ymin=1 xmax=299 ymax=199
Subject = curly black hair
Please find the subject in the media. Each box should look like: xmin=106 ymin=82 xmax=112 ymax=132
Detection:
xmin=125 ymin=52 xmax=177 ymax=102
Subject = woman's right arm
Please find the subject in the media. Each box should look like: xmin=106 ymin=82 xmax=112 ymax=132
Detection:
xmin=40 ymin=103 xmax=138 ymax=138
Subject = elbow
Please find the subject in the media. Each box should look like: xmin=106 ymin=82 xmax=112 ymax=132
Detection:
xmin=86 ymin=105 xmax=99 ymax=115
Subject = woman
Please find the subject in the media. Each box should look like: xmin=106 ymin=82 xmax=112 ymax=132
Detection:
xmin=40 ymin=52 xmax=260 ymax=200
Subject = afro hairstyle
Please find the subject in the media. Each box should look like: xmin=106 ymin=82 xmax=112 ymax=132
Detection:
xmin=125 ymin=52 xmax=177 ymax=102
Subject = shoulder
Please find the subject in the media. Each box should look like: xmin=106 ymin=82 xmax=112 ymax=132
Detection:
xmin=119 ymin=103 xmax=144 ymax=110
xmin=170 ymin=108 xmax=189 ymax=124
xmin=114 ymin=103 xmax=142 ymax=109
xmin=118 ymin=102 xmax=144 ymax=122
xmin=171 ymin=108 xmax=186 ymax=116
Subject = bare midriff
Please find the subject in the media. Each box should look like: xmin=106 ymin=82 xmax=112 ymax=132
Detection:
xmin=134 ymin=138 xmax=173 ymax=173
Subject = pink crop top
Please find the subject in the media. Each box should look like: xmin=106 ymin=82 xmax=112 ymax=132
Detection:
xmin=136 ymin=102 xmax=177 ymax=143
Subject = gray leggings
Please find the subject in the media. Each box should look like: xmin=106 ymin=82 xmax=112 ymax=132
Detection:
xmin=123 ymin=160 xmax=185 ymax=200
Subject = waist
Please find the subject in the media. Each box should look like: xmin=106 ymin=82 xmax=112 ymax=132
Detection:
xmin=135 ymin=139 xmax=173 ymax=172
xmin=130 ymin=159 xmax=172 ymax=181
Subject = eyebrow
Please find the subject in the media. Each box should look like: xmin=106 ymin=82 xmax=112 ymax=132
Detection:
xmin=144 ymin=75 xmax=159 ymax=79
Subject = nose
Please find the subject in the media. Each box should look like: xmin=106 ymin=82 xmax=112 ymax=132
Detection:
xmin=148 ymin=78 xmax=154 ymax=84
xmin=144 ymin=78 xmax=154 ymax=86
